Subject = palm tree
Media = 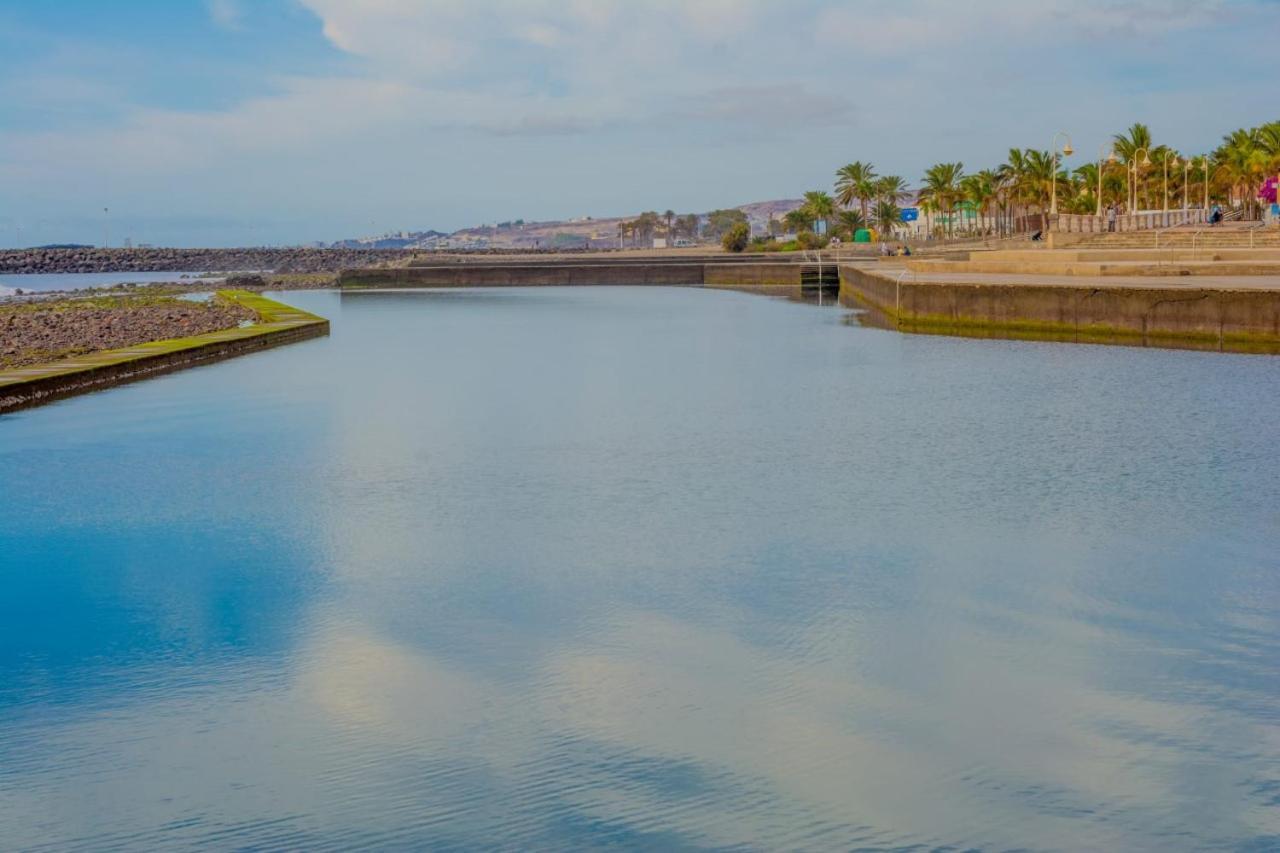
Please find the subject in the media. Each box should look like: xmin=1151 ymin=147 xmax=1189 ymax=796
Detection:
xmin=676 ymin=214 xmax=700 ymax=241
xmin=1113 ymin=122 xmax=1153 ymax=165
xmin=919 ymin=162 xmax=965 ymax=237
xmin=960 ymin=170 xmax=998 ymax=234
xmin=835 ymin=161 xmax=878 ymax=220
xmin=874 ymin=175 xmax=910 ymax=205
xmin=873 ymin=200 xmax=901 ymax=241
xmin=1112 ymin=124 xmax=1155 ymax=210
xmin=836 ymin=209 xmax=865 ymax=240
xmin=664 ymin=210 xmax=675 ymax=242
xmin=784 ymin=208 xmax=814 ymax=235
xmin=1211 ymin=123 xmax=1280 ymax=215
xmin=802 ymin=190 xmax=836 ymax=236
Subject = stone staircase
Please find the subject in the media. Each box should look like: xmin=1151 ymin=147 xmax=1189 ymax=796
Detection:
xmin=1067 ymin=226 xmax=1280 ymax=249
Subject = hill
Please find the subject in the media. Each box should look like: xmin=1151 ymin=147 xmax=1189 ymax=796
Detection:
xmin=323 ymin=199 xmax=806 ymax=251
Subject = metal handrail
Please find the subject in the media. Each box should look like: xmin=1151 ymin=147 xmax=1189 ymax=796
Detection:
xmin=1246 ymin=221 xmax=1266 ymax=249
xmin=1190 ymin=229 xmax=1204 ymax=260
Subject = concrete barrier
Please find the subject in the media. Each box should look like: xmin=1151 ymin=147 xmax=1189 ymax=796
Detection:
xmin=340 ymin=261 xmax=809 ymax=290
xmin=840 ymin=265 xmax=1280 ymax=351
xmin=340 ymin=263 xmax=706 ymax=288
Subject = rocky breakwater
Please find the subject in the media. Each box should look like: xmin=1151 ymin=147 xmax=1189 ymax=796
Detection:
xmin=0 ymin=247 xmax=409 ymax=275
xmin=1 ymin=295 xmax=255 ymax=369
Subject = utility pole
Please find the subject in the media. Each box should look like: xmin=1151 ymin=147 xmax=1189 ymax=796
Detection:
xmin=103 ymin=207 xmax=110 ymax=248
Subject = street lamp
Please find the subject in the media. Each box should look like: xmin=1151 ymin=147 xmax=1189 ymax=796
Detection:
xmin=1096 ymin=144 xmax=1118 ymax=217
xmin=1128 ymin=147 xmax=1151 ymax=212
xmin=1201 ymin=156 xmax=1212 ymax=211
xmin=1183 ymin=157 xmax=1192 ymax=209
xmin=1050 ymin=130 xmax=1074 ymax=214
xmin=1163 ymin=154 xmax=1178 ymax=213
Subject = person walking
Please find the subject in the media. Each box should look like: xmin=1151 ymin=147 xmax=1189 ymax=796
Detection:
xmin=1107 ymin=204 xmax=1117 ymax=232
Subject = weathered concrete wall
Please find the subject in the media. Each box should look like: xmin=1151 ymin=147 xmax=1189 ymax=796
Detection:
xmin=703 ymin=264 xmax=802 ymax=288
xmin=340 ymin=264 xmax=706 ymax=288
xmin=840 ymin=265 xmax=1280 ymax=347
xmin=0 ymin=292 xmax=329 ymax=414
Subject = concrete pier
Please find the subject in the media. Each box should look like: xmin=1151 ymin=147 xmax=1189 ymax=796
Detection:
xmin=840 ymin=264 xmax=1280 ymax=352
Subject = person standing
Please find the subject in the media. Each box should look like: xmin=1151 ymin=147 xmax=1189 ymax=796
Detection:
xmin=1107 ymin=204 xmax=1117 ymax=232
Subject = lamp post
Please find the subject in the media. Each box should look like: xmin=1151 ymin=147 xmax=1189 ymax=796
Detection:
xmin=1183 ymin=158 xmax=1192 ymax=209
xmin=103 ymin=207 xmax=110 ymax=249
xmin=1049 ymin=131 xmax=1074 ymax=214
xmin=1202 ymin=156 xmax=1212 ymax=211
xmin=1096 ymin=144 xmax=1117 ymax=218
xmin=1163 ymin=155 xmax=1177 ymax=213
xmin=1128 ymin=147 xmax=1151 ymax=212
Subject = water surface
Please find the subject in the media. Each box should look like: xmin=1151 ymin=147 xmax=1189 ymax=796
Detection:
xmin=2 ymin=287 xmax=1277 ymax=850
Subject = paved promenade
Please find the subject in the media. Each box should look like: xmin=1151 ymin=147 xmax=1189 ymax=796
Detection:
xmin=892 ymin=269 xmax=1280 ymax=291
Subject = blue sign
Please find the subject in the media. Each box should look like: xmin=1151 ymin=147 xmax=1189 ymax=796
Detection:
xmin=900 ymin=207 xmax=919 ymax=222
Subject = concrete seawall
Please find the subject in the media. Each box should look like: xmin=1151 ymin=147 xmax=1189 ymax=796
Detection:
xmin=340 ymin=261 xmax=805 ymax=291
xmin=840 ymin=265 xmax=1280 ymax=350
xmin=341 ymin=263 xmax=705 ymax=287
xmin=0 ymin=291 xmax=329 ymax=414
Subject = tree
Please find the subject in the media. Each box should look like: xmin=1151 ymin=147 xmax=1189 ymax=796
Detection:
xmin=960 ymin=170 xmax=997 ymax=234
xmin=874 ymin=175 xmax=909 ymax=204
xmin=721 ymin=221 xmax=750 ymax=252
xmin=919 ymin=162 xmax=965 ymax=237
xmin=704 ymin=208 xmax=748 ymax=238
xmin=802 ymin=190 xmax=836 ymax=235
xmin=632 ymin=211 xmax=660 ymax=244
xmin=783 ymin=208 xmax=814 ymax=234
xmin=835 ymin=209 xmax=865 ymax=240
xmin=663 ymin=209 xmax=675 ymax=241
xmin=873 ymin=200 xmax=901 ymax=240
xmin=835 ymin=161 xmax=878 ymax=220
xmin=676 ymin=213 xmax=701 ymax=241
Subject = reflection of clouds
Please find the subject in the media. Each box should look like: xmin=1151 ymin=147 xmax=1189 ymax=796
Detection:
xmin=2 ymin=604 xmax=1277 ymax=849
xmin=530 ymin=606 xmax=1279 ymax=849
xmin=297 ymin=626 xmax=484 ymax=739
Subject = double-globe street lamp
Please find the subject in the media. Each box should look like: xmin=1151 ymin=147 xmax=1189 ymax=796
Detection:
xmin=1096 ymin=144 xmax=1118 ymax=217
xmin=1202 ymin=156 xmax=1212 ymax=211
xmin=1162 ymin=152 xmax=1181 ymax=213
xmin=1128 ymin=147 xmax=1151 ymax=212
xmin=1049 ymin=130 xmax=1074 ymax=215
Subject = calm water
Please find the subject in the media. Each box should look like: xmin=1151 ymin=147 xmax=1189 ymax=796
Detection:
xmin=2 ymin=287 xmax=1278 ymax=851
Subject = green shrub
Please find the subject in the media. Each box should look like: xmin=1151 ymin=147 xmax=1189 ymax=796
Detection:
xmin=721 ymin=222 xmax=751 ymax=253
xmin=795 ymin=231 xmax=829 ymax=250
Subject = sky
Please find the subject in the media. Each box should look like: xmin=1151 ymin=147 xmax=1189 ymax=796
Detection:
xmin=1 ymin=0 xmax=1278 ymax=247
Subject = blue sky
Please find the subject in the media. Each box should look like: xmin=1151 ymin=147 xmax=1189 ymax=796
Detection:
xmin=2 ymin=0 xmax=1278 ymax=247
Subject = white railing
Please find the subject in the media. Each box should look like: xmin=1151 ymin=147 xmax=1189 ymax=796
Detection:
xmin=1049 ymin=209 xmax=1207 ymax=233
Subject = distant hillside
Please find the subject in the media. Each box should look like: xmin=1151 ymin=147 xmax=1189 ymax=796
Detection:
xmin=323 ymin=199 xmax=807 ymax=250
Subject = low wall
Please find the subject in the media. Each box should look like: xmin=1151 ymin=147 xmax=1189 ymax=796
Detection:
xmin=0 ymin=291 xmax=329 ymax=414
xmin=907 ymin=258 xmax=1280 ymax=277
xmin=340 ymin=261 xmax=810 ymax=289
xmin=703 ymin=263 xmax=802 ymax=289
xmin=340 ymin=264 xmax=705 ymax=287
xmin=840 ymin=266 xmax=1280 ymax=349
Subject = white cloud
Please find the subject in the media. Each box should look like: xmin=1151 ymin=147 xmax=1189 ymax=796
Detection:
xmin=3 ymin=0 xmax=1278 ymax=244
xmin=205 ymin=0 xmax=243 ymax=31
